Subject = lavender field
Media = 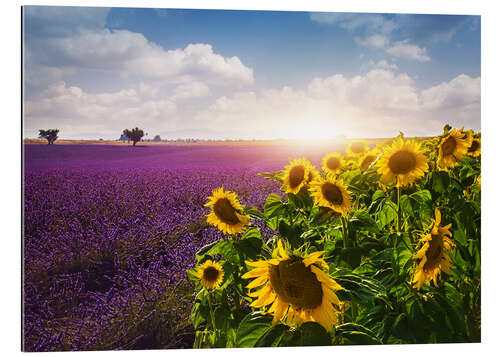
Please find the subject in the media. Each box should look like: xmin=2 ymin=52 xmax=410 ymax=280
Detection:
xmin=23 ymin=142 xmax=342 ymax=351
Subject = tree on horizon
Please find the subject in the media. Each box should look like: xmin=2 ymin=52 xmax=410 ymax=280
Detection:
xmin=123 ymin=127 xmax=145 ymax=146
xmin=39 ymin=129 xmax=59 ymax=145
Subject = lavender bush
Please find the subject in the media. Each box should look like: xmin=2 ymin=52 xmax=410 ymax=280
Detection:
xmin=23 ymin=143 xmax=340 ymax=351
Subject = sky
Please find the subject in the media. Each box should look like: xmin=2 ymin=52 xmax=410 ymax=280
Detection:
xmin=23 ymin=6 xmax=481 ymax=140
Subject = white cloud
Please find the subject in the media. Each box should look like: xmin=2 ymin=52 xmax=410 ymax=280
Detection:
xmin=24 ymin=72 xmax=480 ymax=140
xmin=192 ymin=71 xmax=479 ymax=139
xmin=171 ymin=81 xmax=211 ymax=101
xmin=310 ymin=13 xmax=396 ymax=34
xmin=138 ymin=82 xmax=160 ymax=99
xmin=311 ymin=13 xmax=439 ymax=63
xmin=361 ymin=60 xmax=399 ymax=71
xmin=386 ymin=40 xmax=431 ymax=62
xmin=25 ymin=81 xmax=177 ymax=138
xmin=31 ymin=29 xmax=254 ymax=87
xmin=420 ymin=74 xmax=480 ymax=110
xmin=355 ymin=35 xmax=431 ymax=62
xmin=355 ymin=34 xmax=390 ymax=49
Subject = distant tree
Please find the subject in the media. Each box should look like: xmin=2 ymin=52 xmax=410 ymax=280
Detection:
xmin=39 ymin=129 xmax=59 ymax=145
xmin=123 ymin=127 xmax=145 ymax=146
xmin=153 ymin=135 xmax=161 ymax=142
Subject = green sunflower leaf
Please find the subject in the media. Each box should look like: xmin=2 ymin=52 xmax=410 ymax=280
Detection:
xmin=255 ymin=324 xmax=289 ymax=347
xmin=294 ymin=322 xmax=332 ymax=346
xmin=243 ymin=206 xmax=267 ymax=221
xmin=196 ymin=239 xmax=239 ymax=265
xmin=235 ymin=229 xmax=263 ymax=260
xmin=372 ymin=189 xmax=386 ymax=202
xmin=264 ymin=193 xmax=286 ymax=219
xmin=378 ymin=203 xmax=397 ymax=229
xmin=235 ymin=312 xmax=273 ymax=347
xmin=335 ymin=322 xmax=382 ymax=345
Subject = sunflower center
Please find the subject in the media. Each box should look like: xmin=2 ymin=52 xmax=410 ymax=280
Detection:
xmin=321 ymin=183 xmax=344 ymax=205
xmin=423 ymin=234 xmax=444 ymax=271
xmin=326 ymin=157 xmax=341 ymax=171
xmin=269 ymin=259 xmax=323 ymax=310
xmin=203 ymin=266 xmax=220 ymax=282
xmin=213 ymin=198 xmax=240 ymax=225
xmin=351 ymin=142 xmax=365 ymax=153
xmin=388 ymin=150 xmax=417 ymax=174
xmin=361 ymin=155 xmax=376 ymax=170
xmin=289 ymin=165 xmax=305 ymax=189
xmin=468 ymin=140 xmax=479 ymax=153
xmin=441 ymin=136 xmax=457 ymax=156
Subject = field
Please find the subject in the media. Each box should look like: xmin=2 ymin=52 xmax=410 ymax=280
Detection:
xmin=23 ymin=142 xmax=344 ymax=351
xmin=23 ymin=133 xmax=481 ymax=351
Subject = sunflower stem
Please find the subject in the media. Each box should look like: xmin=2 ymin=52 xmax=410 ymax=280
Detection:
xmin=396 ymin=184 xmax=402 ymax=233
xmin=350 ymin=301 xmax=358 ymax=322
xmin=206 ymin=290 xmax=217 ymax=332
xmin=341 ymin=216 xmax=349 ymax=248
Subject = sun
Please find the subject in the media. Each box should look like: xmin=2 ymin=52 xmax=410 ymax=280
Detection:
xmin=283 ymin=117 xmax=348 ymax=143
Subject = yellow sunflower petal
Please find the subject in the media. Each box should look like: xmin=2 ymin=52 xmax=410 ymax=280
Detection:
xmin=303 ymin=251 xmax=325 ymax=267
xmin=246 ymin=275 xmax=269 ymax=289
xmin=245 ymin=260 xmax=269 ymax=268
xmin=310 ymin=265 xmax=343 ymax=291
xmin=241 ymin=267 xmax=268 ymax=279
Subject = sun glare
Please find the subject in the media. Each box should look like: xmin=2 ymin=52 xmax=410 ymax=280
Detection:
xmin=284 ymin=118 xmax=347 ymax=144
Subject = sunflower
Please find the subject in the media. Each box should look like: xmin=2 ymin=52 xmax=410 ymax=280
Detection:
xmin=205 ymin=187 xmax=250 ymax=235
xmin=346 ymin=140 xmax=368 ymax=156
xmin=459 ymin=127 xmax=474 ymax=147
xmin=412 ymin=208 xmax=455 ymax=290
xmin=307 ymin=165 xmax=321 ymax=184
xmin=282 ymin=158 xmax=312 ymax=194
xmin=321 ymin=152 xmax=344 ymax=175
xmin=377 ymin=138 xmax=429 ymax=187
xmin=437 ymin=129 xmax=469 ymax=170
xmin=309 ymin=175 xmax=352 ymax=216
xmin=197 ymin=260 xmax=224 ymax=289
xmin=466 ymin=137 xmax=481 ymax=157
xmin=359 ymin=149 xmax=380 ymax=171
xmin=242 ymin=241 xmax=343 ymax=331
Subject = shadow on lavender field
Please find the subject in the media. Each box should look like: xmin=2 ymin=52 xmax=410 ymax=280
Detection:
xmin=23 ymin=143 xmax=344 ymax=351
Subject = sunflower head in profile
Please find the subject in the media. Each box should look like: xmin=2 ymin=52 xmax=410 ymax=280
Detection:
xmin=282 ymin=158 xmax=313 ymax=194
xmin=307 ymin=165 xmax=321 ymax=184
xmin=197 ymin=260 xmax=224 ymax=289
xmin=242 ymin=240 xmax=343 ymax=331
xmin=459 ymin=127 xmax=474 ymax=147
xmin=359 ymin=149 xmax=380 ymax=171
xmin=412 ymin=208 xmax=455 ymax=290
xmin=437 ymin=129 xmax=469 ymax=170
xmin=309 ymin=175 xmax=352 ymax=216
xmin=321 ymin=152 xmax=344 ymax=175
xmin=466 ymin=137 xmax=481 ymax=157
xmin=346 ymin=140 xmax=368 ymax=156
xmin=377 ymin=138 xmax=429 ymax=187
xmin=205 ymin=187 xmax=250 ymax=235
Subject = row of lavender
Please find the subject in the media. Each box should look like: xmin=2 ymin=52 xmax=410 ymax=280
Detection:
xmin=23 ymin=144 xmax=336 ymax=351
